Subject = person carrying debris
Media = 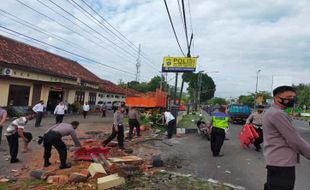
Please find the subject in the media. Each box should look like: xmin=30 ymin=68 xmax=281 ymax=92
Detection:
xmin=128 ymin=107 xmax=141 ymax=140
xmin=41 ymin=121 xmax=81 ymax=169
xmin=209 ymin=106 xmax=229 ymax=157
xmin=246 ymin=105 xmax=264 ymax=152
xmin=5 ymin=114 xmax=34 ymax=163
xmin=102 ymin=106 xmax=125 ymax=149
xmin=161 ymin=109 xmax=176 ymax=139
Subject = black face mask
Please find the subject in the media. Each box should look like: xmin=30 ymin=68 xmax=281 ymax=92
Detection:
xmin=279 ymin=97 xmax=296 ymax=108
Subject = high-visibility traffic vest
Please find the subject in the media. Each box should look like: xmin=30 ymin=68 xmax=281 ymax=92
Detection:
xmin=212 ymin=112 xmax=229 ymax=129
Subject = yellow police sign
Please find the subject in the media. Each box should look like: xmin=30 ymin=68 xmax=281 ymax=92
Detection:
xmin=162 ymin=57 xmax=197 ymax=72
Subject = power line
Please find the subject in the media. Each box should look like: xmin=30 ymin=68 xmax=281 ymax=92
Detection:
xmin=18 ymin=0 xmax=136 ymax=65
xmin=163 ymin=0 xmax=185 ymax=56
xmin=71 ymin=0 xmax=159 ymax=72
xmin=79 ymin=0 xmax=160 ymax=71
xmin=46 ymin=0 xmax=139 ymax=61
xmin=0 ymin=9 xmax=76 ymax=48
xmin=68 ymin=0 xmax=138 ymax=58
xmin=0 ymin=9 xmax=139 ymax=73
xmin=0 ymin=25 xmax=148 ymax=78
xmin=67 ymin=0 xmax=161 ymax=72
xmin=181 ymin=0 xmax=190 ymax=51
xmin=187 ymin=0 xmax=195 ymax=54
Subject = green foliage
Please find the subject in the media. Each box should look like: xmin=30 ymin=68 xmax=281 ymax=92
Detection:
xmin=118 ymin=76 xmax=167 ymax=93
xmin=207 ymin=97 xmax=227 ymax=105
xmin=238 ymin=95 xmax=255 ymax=107
xmin=6 ymin=106 xmax=21 ymax=117
xmin=71 ymin=101 xmax=81 ymax=113
xmin=293 ymin=84 xmax=310 ymax=107
xmin=238 ymin=91 xmax=272 ymax=107
xmin=183 ymin=72 xmax=216 ymax=102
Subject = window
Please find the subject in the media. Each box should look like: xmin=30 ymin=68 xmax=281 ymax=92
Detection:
xmin=8 ymin=85 xmax=30 ymax=106
xmin=107 ymin=95 xmax=110 ymax=98
xmin=75 ymin=91 xmax=85 ymax=104
xmin=89 ymin=92 xmax=96 ymax=105
xmin=115 ymin=95 xmax=119 ymax=98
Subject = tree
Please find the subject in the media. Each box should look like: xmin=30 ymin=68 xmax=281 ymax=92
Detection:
xmin=148 ymin=76 xmax=167 ymax=91
xmin=293 ymin=84 xmax=310 ymax=107
xmin=238 ymin=91 xmax=272 ymax=107
xmin=207 ymin=97 xmax=227 ymax=105
xmin=238 ymin=95 xmax=254 ymax=107
xmin=185 ymin=72 xmax=216 ymax=102
xmin=117 ymin=76 xmax=168 ymax=93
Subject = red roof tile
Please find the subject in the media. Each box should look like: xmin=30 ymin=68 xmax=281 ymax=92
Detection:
xmin=99 ymin=79 xmax=126 ymax=95
xmin=0 ymin=35 xmax=100 ymax=83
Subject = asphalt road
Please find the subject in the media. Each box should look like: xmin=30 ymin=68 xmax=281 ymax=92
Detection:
xmin=158 ymin=119 xmax=310 ymax=190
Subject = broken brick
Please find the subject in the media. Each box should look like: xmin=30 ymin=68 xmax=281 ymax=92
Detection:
xmin=88 ymin=163 xmax=107 ymax=179
xmin=30 ymin=170 xmax=55 ymax=180
xmin=47 ymin=175 xmax=69 ymax=184
xmin=69 ymin=172 xmax=88 ymax=183
xmin=97 ymin=174 xmax=125 ymax=190
xmin=118 ymin=165 xmax=141 ymax=178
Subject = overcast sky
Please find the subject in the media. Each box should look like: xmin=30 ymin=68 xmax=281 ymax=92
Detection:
xmin=1 ymin=0 xmax=310 ymax=98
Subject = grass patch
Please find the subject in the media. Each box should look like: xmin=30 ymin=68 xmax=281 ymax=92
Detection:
xmin=0 ymin=179 xmax=50 ymax=190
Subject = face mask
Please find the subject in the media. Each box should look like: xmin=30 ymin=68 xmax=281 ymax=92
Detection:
xmin=257 ymin=110 xmax=263 ymax=113
xmin=279 ymin=97 xmax=296 ymax=108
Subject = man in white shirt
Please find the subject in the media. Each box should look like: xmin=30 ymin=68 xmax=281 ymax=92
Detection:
xmin=54 ymin=101 xmax=66 ymax=124
xmin=5 ymin=114 xmax=34 ymax=163
xmin=82 ymin=102 xmax=90 ymax=119
xmin=161 ymin=109 xmax=176 ymax=139
xmin=32 ymin=100 xmax=44 ymax=127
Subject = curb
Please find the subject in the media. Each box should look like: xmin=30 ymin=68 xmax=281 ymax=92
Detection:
xmin=291 ymin=117 xmax=310 ymax=122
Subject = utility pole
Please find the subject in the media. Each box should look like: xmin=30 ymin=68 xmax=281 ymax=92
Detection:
xmin=254 ymin=69 xmax=261 ymax=110
xmin=135 ymin=44 xmax=141 ymax=82
xmin=174 ymin=73 xmax=178 ymax=105
xmin=197 ymin=71 xmax=203 ymax=110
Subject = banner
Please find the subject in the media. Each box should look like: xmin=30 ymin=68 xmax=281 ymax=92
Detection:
xmin=162 ymin=57 xmax=197 ymax=72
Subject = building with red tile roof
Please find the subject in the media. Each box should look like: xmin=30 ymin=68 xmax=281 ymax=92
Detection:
xmin=0 ymin=35 xmax=130 ymax=111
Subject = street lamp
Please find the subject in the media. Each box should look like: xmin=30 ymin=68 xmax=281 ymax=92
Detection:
xmin=254 ymin=69 xmax=261 ymax=110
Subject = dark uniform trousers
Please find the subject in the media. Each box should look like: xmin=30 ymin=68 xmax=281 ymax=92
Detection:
xmin=6 ymin=132 xmax=32 ymax=161
xmin=103 ymin=124 xmax=124 ymax=148
xmin=43 ymin=131 xmax=67 ymax=166
xmin=210 ymin=127 xmax=225 ymax=156
xmin=167 ymin=119 xmax=176 ymax=139
xmin=129 ymin=119 xmax=140 ymax=139
xmin=254 ymin=126 xmax=263 ymax=149
xmin=35 ymin=112 xmax=43 ymax=127
xmin=264 ymin=166 xmax=295 ymax=190
xmin=55 ymin=114 xmax=64 ymax=124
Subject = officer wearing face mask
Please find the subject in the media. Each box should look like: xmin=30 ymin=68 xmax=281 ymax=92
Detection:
xmin=246 ymin=105 xmax=265 ymax=151
xmin=102 ymin=106 xmax=125 ymax=149
xmin=263 ymin=86 xmax=310 ymax=190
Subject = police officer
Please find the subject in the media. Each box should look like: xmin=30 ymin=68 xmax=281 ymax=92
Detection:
xmin=128 ymin=107 xmax=141 ymax=140
xmin=209 ymin=106 xmax=229 ymax=157
xmin=102 ymin=106 xmax=125 ymax=149
xmin=42 ymin=121 xmax=81 ymax=169
xmin=246 ymin=105 xmax=264 ymax=151
xmin=6 ymin=114 xmax=34 ymax=163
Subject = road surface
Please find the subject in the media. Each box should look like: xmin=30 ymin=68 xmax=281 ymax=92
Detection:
xmin=157 ymin=118 xmax=310 ymax=190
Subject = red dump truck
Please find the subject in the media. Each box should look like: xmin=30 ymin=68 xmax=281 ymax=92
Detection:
xmin=125 ymin=89 xmax=167 ymax=108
